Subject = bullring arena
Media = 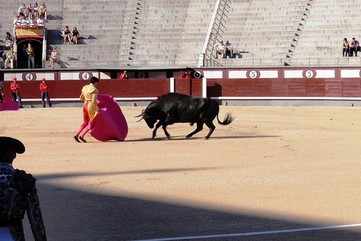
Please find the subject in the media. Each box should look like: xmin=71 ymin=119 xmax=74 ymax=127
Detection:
xmin=1 ymin=105 xmax=361 ymax=241
xmin=1 ymin=0 xmax=361 ymax=240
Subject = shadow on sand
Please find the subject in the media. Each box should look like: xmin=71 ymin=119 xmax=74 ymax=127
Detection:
xmin=125 ymin=135 xmax=280 ymax=143
xmin=21 ymin=171 xmax=361 ymax=241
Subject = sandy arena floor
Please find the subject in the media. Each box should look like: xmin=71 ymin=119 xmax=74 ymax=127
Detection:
xmin=0 ymin=106 xmax=360 ymax=241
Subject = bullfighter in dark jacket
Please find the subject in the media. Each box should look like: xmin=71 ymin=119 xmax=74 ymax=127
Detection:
xmin=0 ymin=136 xmax=47 ymax=241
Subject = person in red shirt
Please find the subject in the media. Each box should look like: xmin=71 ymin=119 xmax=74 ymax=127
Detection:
xmin=39 ymin=79 xmax=52 ymax=108
xmin=10 ymin=78 xmax=23 ymax=108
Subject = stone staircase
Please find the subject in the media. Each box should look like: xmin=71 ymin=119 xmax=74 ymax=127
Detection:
xmin=48 ymin=0 xmax=216 ymax=68
xmin=221 ymin=0 xmax=311 ymax=67
xmin=126 ymin=0 xmax=217 ymax=67
xmin=291 ymin=0 xmax=361 ymax=66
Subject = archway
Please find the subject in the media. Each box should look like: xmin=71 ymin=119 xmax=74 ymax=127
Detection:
xmin=16 ymin=39 xmax=42 ymax=69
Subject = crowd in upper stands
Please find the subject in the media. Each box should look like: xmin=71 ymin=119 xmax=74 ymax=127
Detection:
xmin=343 ymin=37 xmax=360 ymax=57
xmin=14 ymin=2 xmax=48 ymax=26
xmin=0 ymin=1 xmax=84 ymax=69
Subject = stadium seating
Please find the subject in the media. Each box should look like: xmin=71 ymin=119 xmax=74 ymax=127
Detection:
xmin=2 ymin=0 xmax=361 ymax=68
xmin=222 ymin=0 xmax=311 ymax=67
xmin=291 ymin=0 xmax=361 ymax=66
xmin=50 ymin=0 xmax=216 ymax=68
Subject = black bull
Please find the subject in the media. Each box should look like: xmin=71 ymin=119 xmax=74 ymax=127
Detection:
xmin=137 ymin=93 xmax=233 ymax=139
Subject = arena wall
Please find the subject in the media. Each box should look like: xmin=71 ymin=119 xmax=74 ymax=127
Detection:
xmin=1 ymin=67 xmax=361 ymax=102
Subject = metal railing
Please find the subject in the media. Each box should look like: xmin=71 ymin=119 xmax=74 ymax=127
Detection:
xmin=199 ymin=0 xmax=232 ymax=67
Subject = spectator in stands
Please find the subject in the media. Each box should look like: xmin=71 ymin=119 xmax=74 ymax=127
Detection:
xmin=26 ymin=43 xmax=35 ymax=68
xmin=39 ymin=79 xmax=52 ymax=107
xmin=353 ymin=37 xmax=360 ymax=57
xmin=350 ymin=38 xmax=356 ymax=57
xmin=5 ymin=32 xmax=14 ymax=49
xmin=33 ymin=1 xmax=39 ymax=14
xmin=4 ymin=48 xmax=15 ymax=69
xmin=27 ymin=3 xmax=34 ymax=20
xmin=38 ymin=2 xmax=47 ymax=20
xmin=22 ymin=4 xmax=30 ymax=19
xmin=215 ymin=40 xmax=225 ymax=59
xmin=71 ymin=27 xmax=80 ymax=44
xmin=225 ymin=41 xmax=233 ymax=58
xmin=119 ymin=70 xmax=127 ymax=80
xmin=49 ymin=47 xmax=59 ymax=68
xmin=17 ymin=3 xmax=26 ymax=17
xmin=343 ymin=38 xmax=350 ymax=57
xmin=62 ymin=26 xmax=72 ymax=44
xmin=10 ymin=78 xmax=23 ymax=108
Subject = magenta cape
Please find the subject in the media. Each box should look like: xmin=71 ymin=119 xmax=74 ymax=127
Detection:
xmin=90 ymin=94 xmax=128 ymax=141
xmin=0 ymin=100 xmax=19 ymax=111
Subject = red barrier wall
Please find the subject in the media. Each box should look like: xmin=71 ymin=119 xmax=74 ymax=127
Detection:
xmin=2 ymin=79 xmax=170 ymax=99
xmin=207 ymin=79 xmax=361 ymax=97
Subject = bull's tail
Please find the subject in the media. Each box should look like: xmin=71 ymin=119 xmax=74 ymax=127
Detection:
xmin=217 ymin=113 xmax=233 ymax=125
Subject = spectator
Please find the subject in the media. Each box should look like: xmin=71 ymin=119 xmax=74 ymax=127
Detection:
xmin=49 ymin=47 xmax=59 ymax=68
xmin=38 ymin=2 xmax=47 ymax=20
xmin=215 ymin=40 xmax=225 ymax=59
xmin=71 ymin=27 xmax=80 ymax=44
xmin=10 ymin=78 xmax=23 ymax=108
xmin=33 ymin=1 xmax=39 ymax=14
xmin=343 ymin=38 xmax=349 ymax=57
xmin=62 ymin=26 xmax=72 ymax=44
xmin=5 ymin=32 xmax=14 ymax=49
xmin=23 ymin=4 xmax=30 ymax=19
xmin=17 ymin=3 xmax=26 ymax=16
xmin=225 ymin=40 xmax=233 ymax=58
xmin=26 ymin=42 xmax=35 ymax=68
xmin=4 ymin=48 xmax=15 ymax=69
xmin=350 ymin=38 xmax=356 ymax=57
xmin=354 ymin=37 xmax=360 ymax=57
xmin=119 ymin=70 xmax=127 ymax=80
xmin=27 ymin=3 xmax=34 ymax=20
xmin=39 ymin=79 xmax=52 ymax=107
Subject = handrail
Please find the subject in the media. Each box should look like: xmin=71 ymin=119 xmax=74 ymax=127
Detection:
xmin=198 ymin=0 xmax=221 ymax=67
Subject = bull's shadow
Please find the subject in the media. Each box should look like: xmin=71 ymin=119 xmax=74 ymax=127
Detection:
xmin=125 ymin=135 xmax=280 ymax=142
xmin=22 ymin=171 xmax=361 ymax=241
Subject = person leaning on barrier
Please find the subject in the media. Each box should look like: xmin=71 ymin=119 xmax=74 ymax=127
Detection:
xmin=10 ymin=79 xmax=23 ymax=108
xmin=39 ymin=79 xmax=52 ymax=108
xmin=0 ymin=137 xmax=47 ymax=241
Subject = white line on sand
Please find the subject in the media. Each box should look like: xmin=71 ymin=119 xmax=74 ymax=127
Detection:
xmin=130 ymin=223 xmax=361 ymax=241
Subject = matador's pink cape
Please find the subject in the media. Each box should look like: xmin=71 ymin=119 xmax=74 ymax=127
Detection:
xmin=0 ymin=100 xmax=19 ymax=111
xmin=90 ymin=94 xmax=128 ymax=141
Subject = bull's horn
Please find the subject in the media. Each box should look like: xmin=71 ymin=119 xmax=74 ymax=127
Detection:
xmin=135 ymin=109 xmax=145 ymax=118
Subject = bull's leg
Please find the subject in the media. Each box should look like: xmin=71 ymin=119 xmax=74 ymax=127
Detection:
xmin=162 ymin=125 xmax=171 ymax=139
xmin=205 ymin=120 xmax=216 ymax=139
xmin=186 ymin=121 xmax=204 ymax=139
xmin=152 ymin=121 xmax=162 ymax=139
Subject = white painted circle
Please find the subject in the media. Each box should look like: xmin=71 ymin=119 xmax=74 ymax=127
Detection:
xmin=248 ymin=70 xmax=259 ymax=79
xmin=304 ymin=70 xmax=315 ymax=79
